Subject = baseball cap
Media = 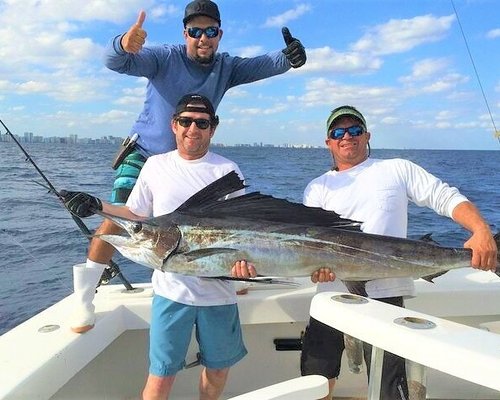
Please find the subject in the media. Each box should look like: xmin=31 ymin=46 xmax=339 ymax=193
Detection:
xmin=183 ymin=0 xmax=221 ymax=26
xmin=174 ymin=94 xmax=219 ymax=124
xmin=326 ymin=105 xmax=367 ymax=135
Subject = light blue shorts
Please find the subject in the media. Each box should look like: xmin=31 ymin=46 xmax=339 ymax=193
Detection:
xmin=149 ymin=295 xmax=247 ymax=377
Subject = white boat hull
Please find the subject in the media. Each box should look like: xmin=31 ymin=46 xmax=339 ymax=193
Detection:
xmin=1 ymin=267 xmax=499 ymax=399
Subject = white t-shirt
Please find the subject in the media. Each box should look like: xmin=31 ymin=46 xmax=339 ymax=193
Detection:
xmin=304 ymin=158 xmax=468 ymax=298
xmin=126 ymin=150 xmax=244 ymax=306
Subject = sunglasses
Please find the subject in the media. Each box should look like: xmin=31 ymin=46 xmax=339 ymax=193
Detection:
xmin=186 ymin=26 xmax=219 ymax=39
xmin=329 ymin=125 xmax=365 ymax=140
xmin=176 ymin=116 xmax=212 ymax=129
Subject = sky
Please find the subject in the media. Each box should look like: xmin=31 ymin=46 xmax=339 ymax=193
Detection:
xmin=0 ymin=0 xmax=499 ymax=150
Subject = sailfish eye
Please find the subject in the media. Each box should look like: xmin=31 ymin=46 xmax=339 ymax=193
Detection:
xmin=132 ymin=222 xmax=142 ymax=233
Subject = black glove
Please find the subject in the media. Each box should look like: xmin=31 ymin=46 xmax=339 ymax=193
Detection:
xmin=60 ymin=190 xmax=102 ymax=218
xmin=281 ymin=27 xmax=306 ymax=68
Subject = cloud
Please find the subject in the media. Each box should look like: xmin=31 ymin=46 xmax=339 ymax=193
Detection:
xmin=455 ymin=121 xmax=478 ymax=129
xmin=400 ymin=58 xmax=449 ymax=83
xmin=148 ymin=4 xmax=179 ymax=21
xmin=235 ymin=46 xmax=265 ymax=58
xmin=17 ymin=81 xmax=51 ymax=93
xmin=486 ymin=28 xmax=500 ymax=39
xmin=352 ymin=14 xmax=455 ymax=56
xmin=232 ymin=103 xmax=287 ymax=115
xmin=300 ymin=47 xmax=382 ymax=74
xmin=114 ymin=96 xmax=143 ymax=106
xmin=0 ymin=0 xmax=155 ymax=122
xmin=420 ymin=73 xmax=469 ymax=93
xmin=0 ymin=3 xmax=104 ymax=86
xmin=381 ymin=117 xmax=400 ymax=125
xmin=435 ymin=110 xmax=456 ymax=121
xmin=224 ymin=87 xmax=248 ymax=99
xmin=0 ymin=0 xmax=159 ymax=24
xmin=93 ymin=109 xmax=137 ymax=124
xmin=300 ymin=78 xmax=399 ymax=109
xmin=398 ymin=58 xmax=469 ymax=96
xmin=435 ymin=121 xmax=452 ymax=129
xmin=263 ymin=4 xmax=311 ymax=28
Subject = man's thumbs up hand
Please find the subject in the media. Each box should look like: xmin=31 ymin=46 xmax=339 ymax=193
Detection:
xmin=121 ymin=10 xmax=148 ymax=54
xmin=281 ymin=27 xmax=306 ymax=68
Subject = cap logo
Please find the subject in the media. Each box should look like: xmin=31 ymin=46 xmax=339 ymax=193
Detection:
xmin=195 ymin=3 xmax=206 ymax=12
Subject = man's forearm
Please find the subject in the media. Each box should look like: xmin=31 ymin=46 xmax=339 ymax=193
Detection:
xmin=102 ymin=202 xmax=140 ymax=220
xmin=451 ymin=201 xmax=491 ymax=234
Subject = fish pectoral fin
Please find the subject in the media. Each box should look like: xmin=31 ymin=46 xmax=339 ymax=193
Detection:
xmin=206 ymin=276 xmax=300 ymax=286
xmin=250 ymin=276 xmax=300 ymax=286
xmin=180 ymin=248 xmax=239 ymax=262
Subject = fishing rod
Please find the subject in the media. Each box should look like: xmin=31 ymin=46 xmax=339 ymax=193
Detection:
xmin=450 ymin=0 xmax=499 ymax=145
xmin=0 ymin=119 xmax=134 ymax=291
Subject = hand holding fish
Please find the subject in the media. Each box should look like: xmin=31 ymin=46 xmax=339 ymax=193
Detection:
xmin=464 ymin=229 xmax=498 ymax=271
xmin=451 ymin=201 xmax=498 ymax=271
xmin=231 ymin=260 xmax=257 ymax=279
xmin=60 ymin=190 xmax=102 ymax=218
xmin=310 ymin=267 xmax=336 ymax=283
xmin=121 ymin=10 xmax=147 ymax=54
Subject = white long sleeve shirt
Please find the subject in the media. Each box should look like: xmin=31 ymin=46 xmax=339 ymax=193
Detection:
xmin=304 ymin=157 xmax=468 ymax=298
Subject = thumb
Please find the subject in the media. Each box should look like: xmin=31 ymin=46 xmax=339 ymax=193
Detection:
xmin=282 ymin=26 xmax=294 ymax=46
xmin=136 ymin=10 xmax=146 ymax=28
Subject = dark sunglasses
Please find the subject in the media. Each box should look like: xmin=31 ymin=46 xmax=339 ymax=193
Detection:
xmin=176 ymin=116 xmax=212 ymax=129
xmin=186 ymin=26 xmax=219 ymax=39
xmin=329 ymin=125 xmax=365 ymax=140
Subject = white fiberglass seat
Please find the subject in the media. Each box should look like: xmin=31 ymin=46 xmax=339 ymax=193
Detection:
xmin=226 ymin=375 xmax=329 ymax=400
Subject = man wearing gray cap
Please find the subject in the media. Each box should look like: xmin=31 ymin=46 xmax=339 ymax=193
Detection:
xmin=66 ymin=0 xmax=307 ymax=335
xmin=299 ymin=105 xmax=497 ymax=399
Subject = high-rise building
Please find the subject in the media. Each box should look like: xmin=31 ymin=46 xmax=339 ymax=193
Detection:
xmin=24 ymin=132 xmax=34 ymax=143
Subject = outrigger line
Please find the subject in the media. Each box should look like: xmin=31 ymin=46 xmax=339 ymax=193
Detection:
xmin=0 ymin=119 xmax=134 ymax=291
xmin=450 ymin=0 xmax=499 ymax=145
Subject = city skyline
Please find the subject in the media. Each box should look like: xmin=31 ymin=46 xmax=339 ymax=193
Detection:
xmin=0 ymin=131 xmax=321 ymax=148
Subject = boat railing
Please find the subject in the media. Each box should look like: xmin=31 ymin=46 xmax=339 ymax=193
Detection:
xmin=309 ymin=291 xmax=500 ymax=400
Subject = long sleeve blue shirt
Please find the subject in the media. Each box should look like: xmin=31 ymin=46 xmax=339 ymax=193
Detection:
xmin=104 ymin=35 xmax=291 ymax=157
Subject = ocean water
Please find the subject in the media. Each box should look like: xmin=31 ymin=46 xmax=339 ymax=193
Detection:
xmin=0 ymin=143 xmax=498 ymax=335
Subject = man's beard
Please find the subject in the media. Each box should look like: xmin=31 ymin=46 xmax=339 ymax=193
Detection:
xmin=194 ymin=53 xmax=214 ymax=65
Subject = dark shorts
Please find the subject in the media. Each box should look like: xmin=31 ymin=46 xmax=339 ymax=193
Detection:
xmin=301 ymin=289 xmax=409 ymax=400
xmin=109 ymin=150 xmax=146 ymax=205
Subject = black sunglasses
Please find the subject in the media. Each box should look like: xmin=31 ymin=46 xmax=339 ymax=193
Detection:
xmin=176 ymin=116 xmax=212 ymax=130
xmin=186 ymin=26 xmax=219 ymax=39
xmin=329 ymin=125 xmax=365 ymax=140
